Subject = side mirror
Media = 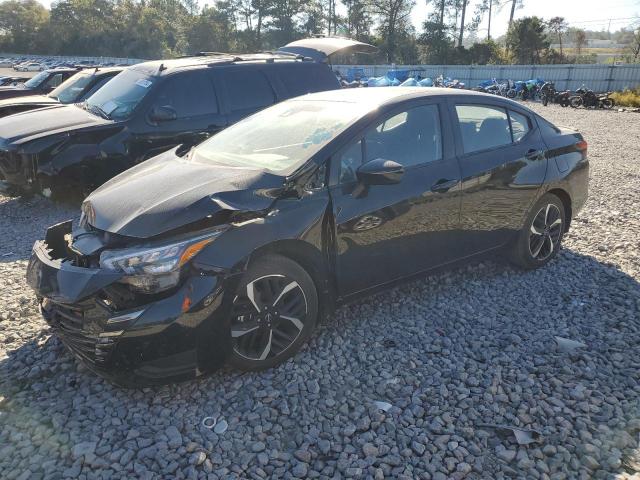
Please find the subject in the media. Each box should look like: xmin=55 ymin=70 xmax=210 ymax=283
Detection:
xmin=356 ymin=158 xmax=404 ymax=185
xmin=149 ymin=105 xmax=177 ymax=123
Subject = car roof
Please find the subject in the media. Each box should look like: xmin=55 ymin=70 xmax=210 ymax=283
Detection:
xmin=293 ymin=87 xmax=532 ymax=111
xmin=78 ymin=66 xmax=124 ymax=75
xmin=130 ymin=53 xmax=313 ymax=77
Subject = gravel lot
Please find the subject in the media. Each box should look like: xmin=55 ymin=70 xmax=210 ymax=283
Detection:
xmin=1 ymin=104 xmax=639 ymax=480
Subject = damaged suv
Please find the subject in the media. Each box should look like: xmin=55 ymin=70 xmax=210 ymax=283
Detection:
xmin=0 ymin=38 xmax=375 ymax=197
xmin=27 ymin=88 xmax=589 ymax=386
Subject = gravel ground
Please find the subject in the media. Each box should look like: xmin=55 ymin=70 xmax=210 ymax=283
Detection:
xmin=1 ymin=104 xmax=640 ymax=480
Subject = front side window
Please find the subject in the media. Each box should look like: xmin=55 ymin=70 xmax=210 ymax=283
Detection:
xmin=85 ymin=69 xmax=155 ymax=120
xmin=192 ymin=99 xmax=371 ymax=173
xmin=337 ymin=104 xmax=443 ymax=184
xmin=153 ymin=73 xmax=218 ymax=118
xmin=365 ymin=104 xmax=442 ymax=167
xmin=456 ymin=105 xmax=511 ymax=154
xmin=223 ymin=70 xmax=275 ymax=112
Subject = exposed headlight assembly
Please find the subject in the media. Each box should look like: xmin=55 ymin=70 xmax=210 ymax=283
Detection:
xmin=99 ymin=229 xmax=225 ymax=293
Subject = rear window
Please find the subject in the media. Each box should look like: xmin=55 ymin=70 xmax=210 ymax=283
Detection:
xmin=223 ymin=69 xmax=275 ymax=112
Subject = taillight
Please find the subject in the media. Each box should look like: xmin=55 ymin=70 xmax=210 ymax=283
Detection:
xmin=576 ymin=140 xmax=588 ymax=158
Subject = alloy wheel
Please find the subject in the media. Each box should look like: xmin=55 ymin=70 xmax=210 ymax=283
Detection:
xmin=529 ymin=203 xmax=563 ymax=261
xmin=230 ymin=274 xmax=308 ymax=361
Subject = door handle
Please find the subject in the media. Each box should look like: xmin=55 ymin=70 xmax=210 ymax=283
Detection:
xmin=431 ymin=179 xmax=458 ymax=193
xmin=525 ymin=149 xmax=543 ymax=160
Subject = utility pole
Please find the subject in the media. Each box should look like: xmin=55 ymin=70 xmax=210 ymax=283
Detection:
xmin=487 ymin=0 xmax=492 ymax=41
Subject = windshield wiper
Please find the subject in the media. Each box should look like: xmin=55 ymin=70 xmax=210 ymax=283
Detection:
xmin=82 ymin=101 xmax=110 ymax=120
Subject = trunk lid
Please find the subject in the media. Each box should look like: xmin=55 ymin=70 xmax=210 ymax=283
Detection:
xmin=278 ymin=37 xmax=377 ymax=62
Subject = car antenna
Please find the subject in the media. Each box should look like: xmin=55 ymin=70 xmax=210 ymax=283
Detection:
xmin=158 ymin=63 xmax=167 ymax=72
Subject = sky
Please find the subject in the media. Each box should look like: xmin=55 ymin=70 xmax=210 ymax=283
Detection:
xmin=412 ymin=0 xmax=640 ymax=38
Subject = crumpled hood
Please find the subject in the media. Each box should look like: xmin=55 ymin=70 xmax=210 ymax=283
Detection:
xmin=0 ymin=104 xmax=111 ymax=145
xmin=85 ymin=148 xmax=286 ymax=238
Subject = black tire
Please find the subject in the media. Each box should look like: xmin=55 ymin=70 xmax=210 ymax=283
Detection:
xmin=509 ymin=193 xmax=566 ymax=270
xmin=601 ymin=98 xmax=614 ymax=109
xmin=569 ymin=96 xmax=582 ymax=108
xmin=227 ymin=254 xmax=318 ymax=371
xmin=506 ymin=89 xmax=516 ymax=99
xmin=542 ymin=94 xmax=549 ymax=106
xmin=560 ymin=98 xmax=570 ymax=107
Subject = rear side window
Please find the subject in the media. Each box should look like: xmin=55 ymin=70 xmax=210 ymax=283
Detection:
xmin=456 ymin=105 xmax=511 ymax=154
xmin=223 ymin=70 xmax=275 ymax=111
xmin=155 ymin=72 xmax=218 ymax=118
xmin=509 ymin=110 xmax=531 ymax=142
xmin=277 ymin=64 xmax=337 ymax=98
xmin=44 ymin=73 xmax=64 ymax=88
xmin=83 ymin=75 xmax=116 ymax=99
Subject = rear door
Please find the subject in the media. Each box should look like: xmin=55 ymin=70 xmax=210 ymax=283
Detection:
xmin=449 ymin=100 xmax=548 ymax=255
xmin=329 ymin=100 xmax=462 ymax=296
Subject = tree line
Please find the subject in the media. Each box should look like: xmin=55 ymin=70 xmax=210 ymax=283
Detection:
xmin=1 ymin=0 xmax=639 ymax=64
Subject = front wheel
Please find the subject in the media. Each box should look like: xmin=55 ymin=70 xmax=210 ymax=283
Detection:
xmin=541 ymin=94 xmax=549 ymax=106
xmin=227 ymin=254 xmax=318 ymax=371
xmin=509 ymin=193 xmax=566 ymax=269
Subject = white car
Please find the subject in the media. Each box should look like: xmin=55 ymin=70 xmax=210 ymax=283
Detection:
xmin=0 ymin=60 xmax=13 ymax=68
xmin=19 ymin=62 xmax=44 ymax=72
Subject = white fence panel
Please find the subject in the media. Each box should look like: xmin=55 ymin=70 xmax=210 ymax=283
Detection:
xmin=334 ymin=63 xmax=640 ymax=91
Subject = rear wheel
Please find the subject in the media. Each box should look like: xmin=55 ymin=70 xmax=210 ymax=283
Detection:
xmin=601 ymin=98 xmax=614 ymax=109
xmin=569 ymin=96 xmax=582 ymax=108
xmin=228 ymin=254 xmax=318 ymax=371
xmin=509 ymin=193 xmax=566 ymax=269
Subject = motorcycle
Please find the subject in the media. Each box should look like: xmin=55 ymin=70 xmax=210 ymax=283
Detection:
xmin=570 ymin=87 xmax=615 ymax=109
xmin=539 ymin=82 xmax=556 ymax=106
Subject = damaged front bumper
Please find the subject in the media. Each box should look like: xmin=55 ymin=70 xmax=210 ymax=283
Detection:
xmin=26 ymin=222 xmax=236 ymax=387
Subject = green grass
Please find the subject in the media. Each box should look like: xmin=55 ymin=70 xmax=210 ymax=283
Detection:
xmin=611 ymin=87 xmax=640 ymax=108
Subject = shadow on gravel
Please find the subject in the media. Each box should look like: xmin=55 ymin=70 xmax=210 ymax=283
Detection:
xmin=0 ymin=247 xmax=639 ymax=478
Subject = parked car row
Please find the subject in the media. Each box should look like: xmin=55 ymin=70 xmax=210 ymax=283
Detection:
xmin=2 ymin=39 xmax=590 ymax=387
xmin=0 ymin=56 xmax=133 ymax=72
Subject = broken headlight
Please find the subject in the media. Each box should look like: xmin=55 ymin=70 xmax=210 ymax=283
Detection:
xmin=99 ymin=229 xmax=224 ymax=293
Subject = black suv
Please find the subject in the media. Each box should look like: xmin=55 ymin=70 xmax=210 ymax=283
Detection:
xmin=0 ymin=38 xmax=374 ymax=197
xmin=0 ymin=67 xmax=123 ymax=119
xmin=0 ymin=68 xmax=81 ymax=100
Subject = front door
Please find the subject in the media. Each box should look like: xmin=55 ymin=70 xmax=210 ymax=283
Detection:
xmin=131 ymin=70 xmax=226 ymax=164
xmin=329 ymin=101 xmax=463 ymax=296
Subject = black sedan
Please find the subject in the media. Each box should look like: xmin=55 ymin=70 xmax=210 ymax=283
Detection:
xmin=26 ymin=88 xmax=589 ymax=386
